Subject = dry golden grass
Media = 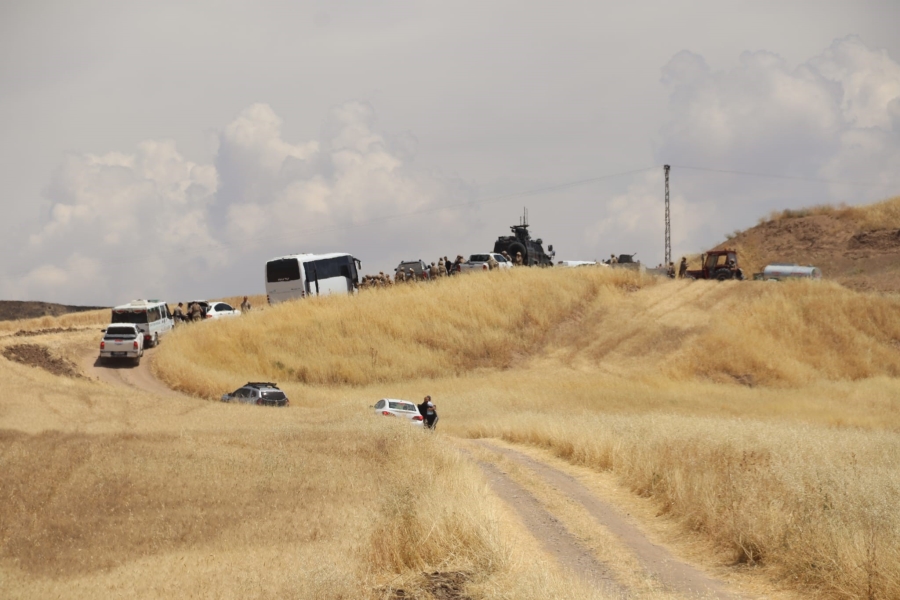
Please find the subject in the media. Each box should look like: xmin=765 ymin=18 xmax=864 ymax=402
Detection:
xmin=0 ymin=328 xmax=617 ymax=599
xmin=5 ymin=265 xmax=900 ymax=598
xmin=150 ymin=266 xmax=900 ymax=598
xmin=764 ymin=195 xmax=900 ymax=231
xmin=153 ymin=268 xmax=656 ymax=396
xmin=462 ymin=408 xmax=900 ymax=598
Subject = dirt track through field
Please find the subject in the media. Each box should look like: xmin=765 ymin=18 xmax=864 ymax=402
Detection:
xmin=475 ymin=440 xmax=746 ymax=600
xmin=475 ymin=457 xmax=628 ymax=598
xmin=78 ymin=338 xmax=747 ymax=599
xmin=80 ymin=345 xmax=179 ymax=397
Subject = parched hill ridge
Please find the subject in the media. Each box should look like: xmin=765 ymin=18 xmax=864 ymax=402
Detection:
xmin=714 ymin=195 xmax=900 ymax=293
xmin=0 ymin=300 xmax=107 ymax=322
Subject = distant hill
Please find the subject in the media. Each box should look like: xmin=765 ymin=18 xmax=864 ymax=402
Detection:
xmin=0 ymin=301 xmax=107 ymax=322
xmin=711 ymin=196 xmax=900 ymax=293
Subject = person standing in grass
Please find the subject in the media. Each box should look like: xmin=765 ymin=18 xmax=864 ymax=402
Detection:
xmin=418 ymin=395 xmax=438 ymax=430
xmin=678 ymin=257 xmax=688 ymax=279
xmin=190 ymin=302 xmax=203 ymax=321
xmin=240 ymin=296 xmax=251 ymax=313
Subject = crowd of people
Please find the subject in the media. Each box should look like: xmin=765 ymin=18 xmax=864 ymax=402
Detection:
xmin=359 ymin=251 xmax=524 ymax=289
xmin=171 ymin=296 xmax=253 ymax=323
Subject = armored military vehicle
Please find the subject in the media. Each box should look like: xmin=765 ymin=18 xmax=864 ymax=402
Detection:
xmin=492 ymin=210 xmax=554 ymax=267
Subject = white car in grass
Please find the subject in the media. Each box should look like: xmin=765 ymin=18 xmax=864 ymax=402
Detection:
xmin=185 ymin=300 xmax=241 ymax=319
xmin=372 ymin=399 xmax=424 ymax=427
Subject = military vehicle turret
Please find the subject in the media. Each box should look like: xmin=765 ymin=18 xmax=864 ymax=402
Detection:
xmin=492 ymin=210 xmax=554 ymax=266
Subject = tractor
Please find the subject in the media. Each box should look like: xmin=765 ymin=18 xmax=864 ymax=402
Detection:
xmin=685 ymin=249 xmax=745 ymax=281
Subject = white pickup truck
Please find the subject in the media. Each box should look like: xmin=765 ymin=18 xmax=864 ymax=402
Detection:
xmin=99 ymin=324 xmax=145 ymax=365
xmin=457 ymin=253 xmax=513 ymax=273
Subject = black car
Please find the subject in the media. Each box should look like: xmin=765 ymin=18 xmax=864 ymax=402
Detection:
xmin=221 ymin=382 xmax=290 ymax=407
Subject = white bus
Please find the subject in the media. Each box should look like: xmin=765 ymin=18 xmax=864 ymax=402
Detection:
xmin=109 ymin=299 xmax=175 ymax=347
xmin=265 ymin=253 xmax=361 ymax=304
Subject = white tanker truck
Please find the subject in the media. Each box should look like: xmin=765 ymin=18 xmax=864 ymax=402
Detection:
xmin=753 ymin=263 xmax=822 ymax=281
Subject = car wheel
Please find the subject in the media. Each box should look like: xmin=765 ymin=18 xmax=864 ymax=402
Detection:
xmin=134 ymin=355 xmax=141 ymax=366
xmin=715 ymin=269 xmax=732 ymax=281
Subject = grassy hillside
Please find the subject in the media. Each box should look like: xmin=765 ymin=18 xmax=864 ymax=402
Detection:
xmin=151 ymin=267 xmax=900 ymax=599
xmin=711 ymin=195 xmax=900 ymax=292
xmin=156 ymin=268 xmax=900 ymax=396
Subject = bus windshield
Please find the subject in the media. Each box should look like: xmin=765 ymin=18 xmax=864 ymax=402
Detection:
xmin=111 ymin=310 xmax=150 ymax=324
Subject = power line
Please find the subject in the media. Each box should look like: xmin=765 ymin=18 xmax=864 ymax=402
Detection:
xmin=669 ymin=165 xmax=896 ymax=188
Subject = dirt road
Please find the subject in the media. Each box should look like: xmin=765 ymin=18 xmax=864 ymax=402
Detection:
xmin=80 ymin=345 xmax=180 ymax=397
xmin=472 ymin=440 xmax=748 ymax=599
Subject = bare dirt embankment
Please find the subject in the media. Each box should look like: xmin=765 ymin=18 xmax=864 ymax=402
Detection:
xmin=2 ymin=343 xmax=82 ymax=378
xmin=714 ymin=196 xmax=900 ymax=293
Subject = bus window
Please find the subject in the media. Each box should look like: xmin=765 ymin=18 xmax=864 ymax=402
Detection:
xmin=304 ymin=256 xmax=352 ymax=281
xmin=267 ymin=259 xmax=301 ymax=283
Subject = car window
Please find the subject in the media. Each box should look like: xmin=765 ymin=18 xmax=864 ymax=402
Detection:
xmin=215 ymin=303 xmax=232 ymax=311
xmin=470 ymin=255 xmax=489 ymax=262
xmin=261 ymin=391 xmax=286 ymax=400
xmin=495 ymin=255 xmax=508 ymax=262
xmin=105 ymin=326 xmax=137 ymax=337
xmin=374 ymin=400 xmax=385 ymax=409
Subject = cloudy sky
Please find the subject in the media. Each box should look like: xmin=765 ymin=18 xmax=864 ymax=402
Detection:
xmin=2 ymin=1 xmax=900 ymax=305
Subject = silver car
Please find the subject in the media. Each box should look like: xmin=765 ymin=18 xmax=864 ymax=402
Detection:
xmin=221 ymin=382 xmax=289 ymax=407
xmin=372 ymin=398 xmax=424 ymax=426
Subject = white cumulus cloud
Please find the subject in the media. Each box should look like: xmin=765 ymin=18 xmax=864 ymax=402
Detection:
xmin=6 ymin=102 xmax=468 ymax=305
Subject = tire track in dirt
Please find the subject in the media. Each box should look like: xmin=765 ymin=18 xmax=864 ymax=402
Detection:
xmin=473 ymin=456 xmax=629 ymax=598
xmin=80 ymin=346 xmax=179 ymax=397
xmin=475 ymin=439 xmax=746 ymax=600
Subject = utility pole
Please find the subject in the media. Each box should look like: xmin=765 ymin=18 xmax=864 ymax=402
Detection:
xmin=664 ymin=164 xmax=671 ymax=266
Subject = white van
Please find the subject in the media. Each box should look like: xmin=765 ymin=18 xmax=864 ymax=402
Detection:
xmin=109 ymin=300 xmax=174 ymax=347
xmin=265 ymin=253 xmax=361 ymax=304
